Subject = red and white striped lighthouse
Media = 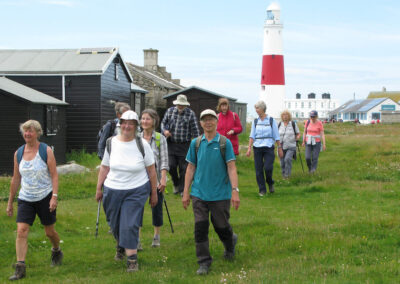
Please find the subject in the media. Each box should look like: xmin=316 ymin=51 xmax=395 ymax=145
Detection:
xmin=260 ymin=2 xmax=285 ymax=119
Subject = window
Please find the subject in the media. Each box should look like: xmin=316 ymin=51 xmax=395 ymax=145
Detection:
xmin=372 ymin=113 xmax=381 ymax=120
xmin=301 ymin=112 xmax=304 ymax=117
xmin=288 ymin=102 xmax=291 ymax=109
xmin=321 ymin=102 xmax=324 ymax=108
xmin=261 ymin=86 xmax=266 ymax=91
xmin=46 ymin=106 xmax=58 ymax=136
xmin=338 ymin=113 xmax=342 ymax=119
xmin=295 ymin=102 xmax=297 ymax=108
xmin=333 ymin=103 xmax=335 ymax=108
xmin=350 ymin=113 xmax=356 ymax=120
xmin=308 ymin=102 xmax=311 ymax=108
xmin=135 ymin=93 xmax=141 ymax=114
xmin=114 ymin=63 xmax=119 ymax=80
xmin=301 ymin=102 xmax=304 ymax=108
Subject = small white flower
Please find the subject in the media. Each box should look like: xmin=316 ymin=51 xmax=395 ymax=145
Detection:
xmin=42 ymin=241 xmax=46 ymax=244
xmin=60 ymin=240 xmax=64 ymax=243
xmin=86 ymin=227 xmax=90 ymax=230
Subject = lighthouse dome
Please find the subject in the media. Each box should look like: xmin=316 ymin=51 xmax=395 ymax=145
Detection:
xmin=267 ymin=2 xmax=280 ymax=12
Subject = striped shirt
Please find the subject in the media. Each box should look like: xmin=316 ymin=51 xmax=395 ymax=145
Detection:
xmin=161 ymin=107 xmax=200 ymax=143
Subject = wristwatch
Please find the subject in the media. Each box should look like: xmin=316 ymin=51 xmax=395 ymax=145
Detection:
xmin=232 ymin=187 xmax=239 ymax=192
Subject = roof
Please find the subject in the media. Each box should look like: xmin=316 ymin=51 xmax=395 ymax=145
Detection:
xmin=163 ymin=85 xmax=237 ymax=101
xmin=368 ymin=91 xmax=400 ymax=104
xmin=330 ymin=98 xmax=391 ymax=114
xmin=0 ymin=77 xmax=67 ymax=105
xmin=0 ymin=47 xmax=133 ymax=81
xmin=130 ymin=83 xmax=148 ymax=94
xmin=126 ymin=63 xmax=183 ymax=90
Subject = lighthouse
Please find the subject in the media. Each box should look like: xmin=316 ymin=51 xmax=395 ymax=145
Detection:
xmin=260 ymin=2 xmax=285 ymax=119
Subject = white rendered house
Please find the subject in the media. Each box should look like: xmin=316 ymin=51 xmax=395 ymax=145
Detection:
xmin=285 ymin=93 xmax=338 ymax=119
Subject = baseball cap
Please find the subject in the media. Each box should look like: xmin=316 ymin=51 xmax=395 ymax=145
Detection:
xmin=200 ymin=109 xmax=218 ymax=120
xmin=309 ymin=110 xmax=318 ymax=117
xmin=120 ymin=110 xmax=139 ymax=122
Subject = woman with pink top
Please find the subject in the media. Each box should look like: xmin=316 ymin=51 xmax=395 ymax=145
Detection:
xmin=216 ymin=98 xmax=243 ymax=155
xmin=302 ymin=110 xmax=326 ymax=173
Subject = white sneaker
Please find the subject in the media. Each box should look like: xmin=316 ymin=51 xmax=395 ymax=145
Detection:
xmin=151 ymin=237 xmax=160 ymax=247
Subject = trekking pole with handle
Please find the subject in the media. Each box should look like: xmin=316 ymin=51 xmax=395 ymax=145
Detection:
xmin=95 ymin=200 xmax=101 ymax=238
xmin=296 ymin=141 xmax=305 ymax=173
xmin=163 ymin=194 xmax=174 ymax=233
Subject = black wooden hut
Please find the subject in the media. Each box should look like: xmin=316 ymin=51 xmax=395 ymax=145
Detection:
xmin=163 ymin=86 xmax=247 ymax=132
xmin=0 ymin=77 xmax=68 ymax=175
xmin=0 ymin=47 xmax=138 ymax=153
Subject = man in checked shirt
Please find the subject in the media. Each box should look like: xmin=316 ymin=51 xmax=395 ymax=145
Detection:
xmin=161 ymin=95 xmax=200 ymax=196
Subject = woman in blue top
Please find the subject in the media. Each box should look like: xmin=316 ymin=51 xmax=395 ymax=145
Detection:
xmin=6 ymin=120 xmax=63 ymax=281
xmin=246 ymin=101 xmax=283 ymax=196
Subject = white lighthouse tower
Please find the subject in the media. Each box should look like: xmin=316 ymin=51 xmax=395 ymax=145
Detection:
xmin=260 ymin=2 xmax=285 ymax=119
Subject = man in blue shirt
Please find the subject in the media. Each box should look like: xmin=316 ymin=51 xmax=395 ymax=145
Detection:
xmin=182 ymin=109 xmax=240 ymax=275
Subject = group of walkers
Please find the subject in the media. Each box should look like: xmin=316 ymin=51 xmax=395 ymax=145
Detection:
xmin=5 ymin=94 xmax=327 ymax=280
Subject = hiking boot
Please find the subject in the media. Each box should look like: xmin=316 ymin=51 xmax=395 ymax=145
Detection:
xmin=114 ymin=247 xmax=125 ymax=261
xmin=51 ymin=248 xmax=63 ymax=266
xmin=9 ymin=262 xmax=26 ymax=281
xmin=269 ymin=185 xmax=275 ymax=194
xmin=151 ymin=236 xmax=160 ymax=247
xmin=196 ymin=265 xmax=209 ymax=275
xmin=126 ymin=259 xmax=139 ymax=272
xmin=137 ymin=241 xmax=143 ymax=251
xmin=173 ymin=185 xmax=179 ymax=194
xmin=224 ymin=233 xmax=238 ymax=260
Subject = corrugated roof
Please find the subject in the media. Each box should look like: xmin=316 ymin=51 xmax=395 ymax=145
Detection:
xmin=0 ymin=48 xmax=133 ymax=82
xmin=0 ymin=77 xmax=67 ymax=105
xmin=163 ymin=85 xmax=237 ymax=101
xmin=131 ymin=83 xmax=148 ymax=93
xmin=127 ymin=63 xmax=183 ymax=90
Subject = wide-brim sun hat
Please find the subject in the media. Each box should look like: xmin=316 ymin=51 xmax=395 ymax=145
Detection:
xmin=120 ymin=110 xmax=139 ymax=123
xmin=173 ymin=94 xmax=190 ymax=106
xmin=200 ymin=109 xmax=218 ymax=120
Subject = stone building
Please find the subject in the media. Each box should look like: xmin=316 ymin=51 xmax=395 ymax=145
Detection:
xmin=126 ymin=49 xmax=184 ymax=115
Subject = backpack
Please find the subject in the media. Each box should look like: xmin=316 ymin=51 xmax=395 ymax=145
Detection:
xmin=195 ymin=134 xmax=227 ymax=162
xmin=195 ymin=134 xmax=229 ymax=183
xmin=304 ymin=120 xmax=311 ymax=135
xmin=254 ymin=116 xmax=274 ymax=139
xmin=106 ymin=135 xmax=145 ymax=158
xmin=17 ymin=142 xmax=48 ymax=164
xmin=278 ymin=121 xmax=298 ymax=136
xmin=97 ymin=120 xmax=117 ymax=158
xmin=154 ymin=132 xmax=161 ymax=150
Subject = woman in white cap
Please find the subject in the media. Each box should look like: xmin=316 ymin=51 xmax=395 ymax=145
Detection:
xmin=302 ymin=110 xmax=326 ymax=173
xmin=96 ymin=110 xmax=158 ymax=272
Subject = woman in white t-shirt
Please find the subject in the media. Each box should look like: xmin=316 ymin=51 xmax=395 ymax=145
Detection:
xmin=96 ymin=110 xmax=158 ymax=273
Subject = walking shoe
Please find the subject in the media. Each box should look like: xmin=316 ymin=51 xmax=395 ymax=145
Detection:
xmin=9 ymin=263 xmax=26 ymax=281
xmin=114 ymin=247 xmax=125 ymax=261
xmin=126 ymin=259 xmax=139 ymax=272
xmin=137 ymin=241 xmax=143 ymax=251
xmin=259 ymin=192 xmax=266 ymax=197
xmin=51 ymin=248 xmax=63 ymax=266
xmin=173 ymin=185 xmax=179 ymax=194
xmin=224 ymin=233 xmax=238 ymax=260
xmin=269 ymin=185 xmax=275 ymax=194
xmin=151 ymin=236 xmax=160 ymax=247
xmin=196 ymin=265 xmax=209 ymax=275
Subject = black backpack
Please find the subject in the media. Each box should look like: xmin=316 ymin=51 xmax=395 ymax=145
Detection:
xmin=97 ymin=120 xmax=117 ymax=159
xmin=254 ymin=117 xmax=274 ymax=139
xmin=278 ymin=121 xmax=298 ymax=136
xmin=106 ymin=135 xmax=145 ymax=158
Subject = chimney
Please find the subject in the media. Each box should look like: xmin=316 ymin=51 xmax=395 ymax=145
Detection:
xmin=143 ymin=49 xmax=159 ymax=71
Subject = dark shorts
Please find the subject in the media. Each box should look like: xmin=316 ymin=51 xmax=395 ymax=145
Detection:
xmin=16 ymin=192 xmax=56 ymax=226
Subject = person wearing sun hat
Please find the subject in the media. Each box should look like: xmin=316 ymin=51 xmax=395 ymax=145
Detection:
xmin=161 ymin=94 xmax=200 ymax=196
xmin=302 ymin=110 xmax=326 ymax=173
xmin=96 ymin=110 xmax=158 ymax=272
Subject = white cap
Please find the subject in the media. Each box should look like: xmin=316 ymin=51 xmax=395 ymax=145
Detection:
xmin=200 ymin=109 xmax=218 ymax=120
xmin=120 ymin=110 xmax=139 ymax=122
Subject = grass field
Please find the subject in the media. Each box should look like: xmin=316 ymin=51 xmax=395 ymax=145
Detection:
xmin=0 ymin=122 xmax=399 ymax=283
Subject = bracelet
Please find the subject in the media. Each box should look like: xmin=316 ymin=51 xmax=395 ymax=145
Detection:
xmin=52 ymin=194 xmax=58 ymax=198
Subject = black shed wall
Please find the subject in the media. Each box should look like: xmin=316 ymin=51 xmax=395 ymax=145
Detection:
xmin=6 ymin=76 xmax=63 ymax=101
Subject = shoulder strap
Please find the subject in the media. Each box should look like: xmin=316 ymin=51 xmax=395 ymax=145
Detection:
xmin=106 ymin=137 xmax=113 ymax=157
xmin=17 ymin=145 xmax=25 ymax=164
xmin=136 ymin=135 xmax=145 ymax=158
xmin=195 ymin=135 xmax=202 ymax=158
xmin=17 ymin=143 xmax=48 ymax=164
xmin=154 ymin=132 xmax=161 ymax=149
xmin=292 ymin=121 xmax=297 ymax=135
xmin=305 ymin=120 xmax=310 ymax=135
xmin=109 ymin=120 xmax=117 ymax=137
xmin=270 ymin=117 xmax=273 ymax=126
xmin=39 ymin=142 xmax=48 ymax=163
xmin=254 ymin=118 xmax=258 ymax=128
xmin=219 ymin=135 xmax=227 ymax=162
xmin=278 ymin=121 xmax=281 ymax=128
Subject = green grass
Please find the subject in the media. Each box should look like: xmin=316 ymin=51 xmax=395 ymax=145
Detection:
xmin=1 ymin=123 xmax=400 ymax=283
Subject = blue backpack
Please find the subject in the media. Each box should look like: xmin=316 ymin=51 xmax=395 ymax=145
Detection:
xmin=17 ymin=142 xmax=48 ymax=164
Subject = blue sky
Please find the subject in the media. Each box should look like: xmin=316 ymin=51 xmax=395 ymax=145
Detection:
xmin=2 ymin=0 xmax=400 ymax=115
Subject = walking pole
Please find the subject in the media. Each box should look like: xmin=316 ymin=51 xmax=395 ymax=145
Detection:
xmin=296 ymin=141 xmax=305 ymax=173
xmin=95 ymin=200 xmax=101 ymax=238
xmin=163 ymin=194 xmax=174 ymax=233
